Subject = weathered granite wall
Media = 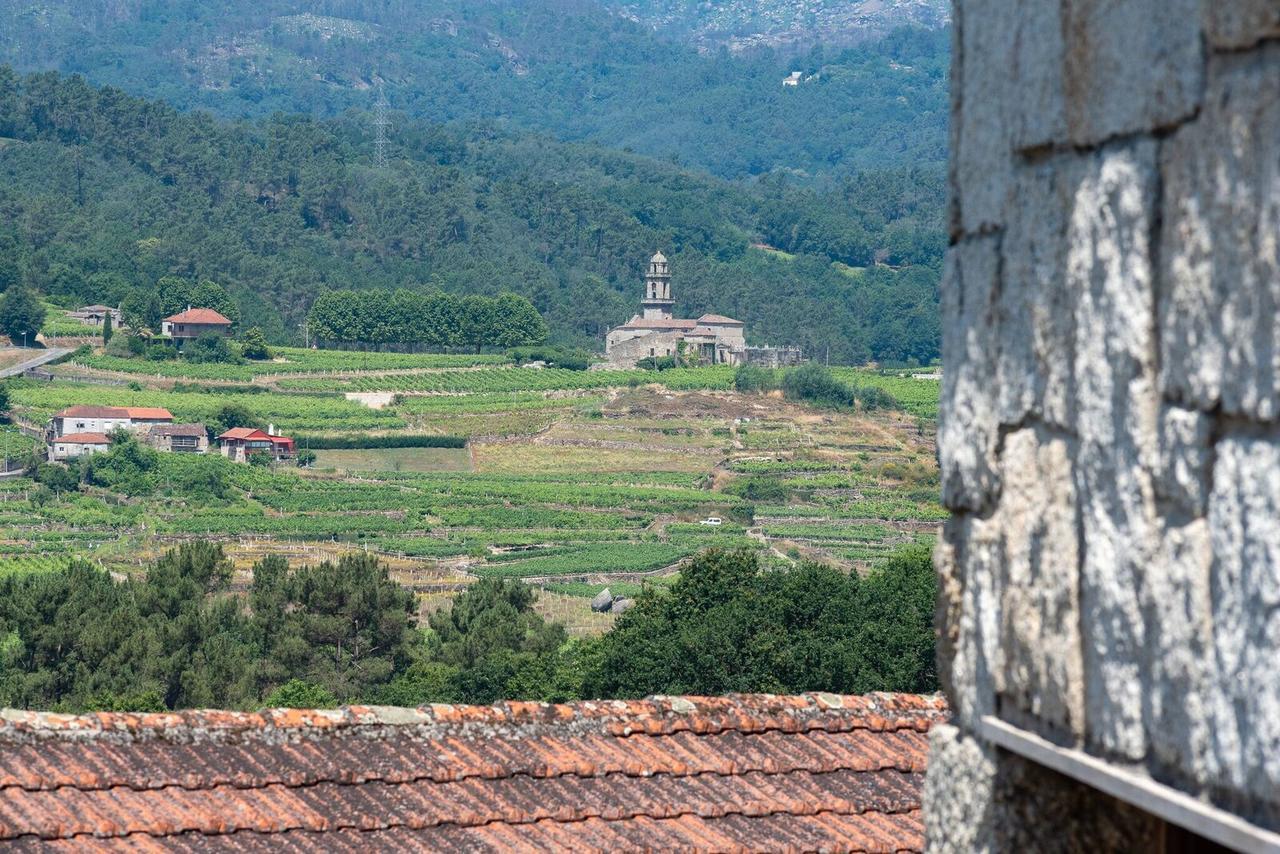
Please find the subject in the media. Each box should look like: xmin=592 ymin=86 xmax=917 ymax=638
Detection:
xmin=927 ymin=1 xmax=1280 ymax=848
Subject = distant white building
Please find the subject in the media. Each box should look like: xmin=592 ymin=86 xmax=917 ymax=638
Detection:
xmin=48 ymin=406 xmax=173 ymax=440
xmin=782 ymin=70 xmax=803 ymax=87
xmin=49 ymin=432 xmax=112 ymax=462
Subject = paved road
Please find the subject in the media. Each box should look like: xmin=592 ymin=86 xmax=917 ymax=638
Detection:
xmin=0 ymin=347 xmax=72 ymax=379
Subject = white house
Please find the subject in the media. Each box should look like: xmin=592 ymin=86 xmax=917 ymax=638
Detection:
xmin=49 ymin=406 xmax=173 ymax=440
xmin=48 ymin=432 xmax=112 ymax=462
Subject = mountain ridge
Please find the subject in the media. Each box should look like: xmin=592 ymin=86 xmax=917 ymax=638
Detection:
xmin=0 ymin=1 xmax=949 ymax=182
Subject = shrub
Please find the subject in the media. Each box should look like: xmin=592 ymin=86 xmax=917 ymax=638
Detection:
xmin=263 ymin=679 xmax=338 ymax=709
xmin=734 ymin=364 xmax=777 ymax=393
xmin=239 ymin=327 xmax=271 ymax=360
xmin=723 ymin=475 xmax=790 ymax=503
xmin=782 ymin=363 xmax=854 ymax=408
xmin=185 ymin=333 xmax=240 ymax=364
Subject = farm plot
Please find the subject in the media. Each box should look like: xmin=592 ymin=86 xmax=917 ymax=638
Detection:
xmin=0 ymin=366 xmax=945 ymax=633
xmin=10 ymin=382 xmax=404 ymax=434
xmin=71 ymin=349 xmax=508 ymax=382
xmin=313 ymin=448 xmax=473 ymax=473
xmin=277 ymin=366 xmax=735 ymax=394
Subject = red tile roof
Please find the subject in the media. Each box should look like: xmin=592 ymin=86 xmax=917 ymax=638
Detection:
xmin=164 ymin=308 xmax=232 ymax=325
xmin=0 ymin=692 xmax=946 ymax=851
xmin=697 ymin=313 xmax=744 ymax=325
xmin=122 ymin=407 xmax=173 ymax=421
xmin=52 ymin=432 xmax=111 ymax=445
xmin=216 ymin=427 xmax=268 ymax=441
xmin=54 ymin=406 xmax=173 ymax=421
xmin=618 ymin=317 xmax=700 ymax=330
xmin=54 ymin=405 xmax=130 ymax=419
xmin=147 ymin=423 xmax=206 ymax=438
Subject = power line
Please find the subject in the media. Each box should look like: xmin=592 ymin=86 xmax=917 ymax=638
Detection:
xmin=373 ymin=83 xmax=390 ymax=169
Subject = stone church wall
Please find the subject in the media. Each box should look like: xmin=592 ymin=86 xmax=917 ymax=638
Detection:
xmin=605 ymin=331 xmax=685 ymax=369
xmin=927 ymin=2 xmax=1280 ymax=848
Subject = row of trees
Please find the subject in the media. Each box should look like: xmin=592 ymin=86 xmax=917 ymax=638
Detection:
xmin=0 ymin=545 xmax=937 ymax=711
xmin=307 ymin=289 xmax=546 ymax=351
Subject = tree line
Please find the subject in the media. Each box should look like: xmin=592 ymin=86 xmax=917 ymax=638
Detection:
xmin=0 ymin=544 xmax=937 ymax=711
xmin=0 ymin=68 xmax=942 ymax=363
xmin=307 ymin=289 xmax=546 ymax=351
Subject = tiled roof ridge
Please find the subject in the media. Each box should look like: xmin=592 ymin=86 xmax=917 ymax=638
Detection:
xmin=4 ymin=772 xmax=924 ymax=844
xmin=0 ymin=735 xmax=926 ymax=794
xmin=0 ymin=693 xmax=946 ymax=745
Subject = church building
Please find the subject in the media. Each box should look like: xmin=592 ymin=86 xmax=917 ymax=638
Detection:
xmin=605 ymin=252 xmax=747 ymax=368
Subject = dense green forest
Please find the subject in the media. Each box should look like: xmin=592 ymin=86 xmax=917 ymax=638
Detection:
xmin=0 ymin=69 xmax=943 ymax=361
xmin=0 ymin=544 xmax=937 ymax=711
xmin=0 ymin=2 xmax=949 ymax=182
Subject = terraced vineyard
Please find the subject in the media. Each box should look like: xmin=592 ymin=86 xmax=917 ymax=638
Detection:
xmin=278 ymin=366 xmax=736 ymax=393
xmin=0 ymin=354 xmax=944 ymax=634
xmin=71 ymin=349 xmax=509 ymax=381
xmin=10 ymin=382 xmax=405 ymax=434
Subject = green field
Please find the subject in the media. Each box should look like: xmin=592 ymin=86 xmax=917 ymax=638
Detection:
xmin=3 ymin=353 xmax=944 ymax=625
xmin=313 ymin=447 xmax=472 ymax=473
xmin=71 ymin=348 xmax=510 ymax=381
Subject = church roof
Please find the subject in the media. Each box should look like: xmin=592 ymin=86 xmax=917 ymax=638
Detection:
xmin=650 ymin=250 xmax=667 ymax=264
xmin=0 ymin=693 xmax=947 ymax=850
xmin=619 ymin=317 xmax=699 ymax=330
xmin=697 ymin=313 xmax=744 ymax=325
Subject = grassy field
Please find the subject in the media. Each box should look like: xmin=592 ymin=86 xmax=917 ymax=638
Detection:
xmin=2 ymin=349 xmax=944 ymax=635
xmin=313 ymin=447 xmax=473 ymax=473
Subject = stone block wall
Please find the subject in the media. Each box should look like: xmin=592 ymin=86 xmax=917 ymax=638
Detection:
xmin=928 ymin=1 xmax=1280 ymax=847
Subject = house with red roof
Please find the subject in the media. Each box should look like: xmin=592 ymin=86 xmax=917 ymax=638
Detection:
xmin=162 ymin=307 xmax=233 ymax=346
xmin=217 ymin=426 xmax=295 ymax=463
xmin=48 ymin=405 xmax=173 ymax=440
xmin=48 ymin=432 xmax=112 ymax=462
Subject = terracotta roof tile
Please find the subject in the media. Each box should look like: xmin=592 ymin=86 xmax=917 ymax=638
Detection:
xmin=147 ymin=423 xmax=206 ymax=438
xmin=164 ymin=308 xmax=232 ymax=325
xmin=51 ymin=433 xmax=111 ymax=445
xmin=216 ymin=427 xmax=268 ymax=441
xmin=0 ymin=693 xmax=946 ymax=851
xmin=618 ymin=318 xmax=700 ymax=330
xmin=54 ymin=405 xmax=130 ymax=419
xmin=122 ymin=408 xmax=173 ymax=420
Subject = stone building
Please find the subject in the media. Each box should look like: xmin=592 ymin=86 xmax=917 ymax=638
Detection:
xmin=605 ymin=252 xmax=746 ymax=367
xmin=927 ymin=2 xmax=1280 ymax=851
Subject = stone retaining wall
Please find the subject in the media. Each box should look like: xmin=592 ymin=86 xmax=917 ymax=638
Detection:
xmin=927 ymin=2 xmax=1280 ymax=848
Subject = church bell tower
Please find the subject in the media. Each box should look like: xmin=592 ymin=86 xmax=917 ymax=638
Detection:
xmin=641 ymin=251 xmax=674 ymax=320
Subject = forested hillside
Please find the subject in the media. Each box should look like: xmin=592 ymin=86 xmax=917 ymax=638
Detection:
xmin=612 ymin=0 xmax=950 ymax=54
xmin=0 ymin=69 xmax=943 ymax=362
xmin=0 ymin=1 xmax=949 ymax=181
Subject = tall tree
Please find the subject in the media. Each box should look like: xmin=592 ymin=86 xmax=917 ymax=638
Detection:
xmin=0 ymin=285 xmax=45 ymax=346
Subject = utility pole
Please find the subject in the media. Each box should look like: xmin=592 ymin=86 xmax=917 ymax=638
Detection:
xmin=300 ymin=318 xmax=309 ymax=348
xmin=373 ymin=83 xmax=390 ymax=170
